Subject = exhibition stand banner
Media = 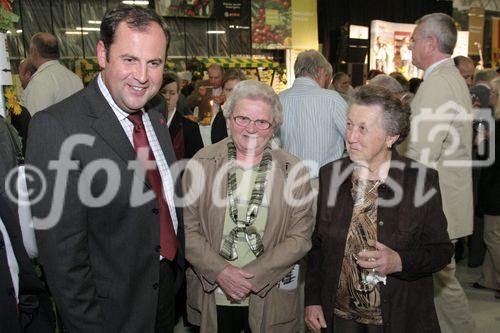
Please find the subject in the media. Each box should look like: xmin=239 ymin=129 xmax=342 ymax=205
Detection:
xmin=370 ymin=20 xmax=468 ymax=78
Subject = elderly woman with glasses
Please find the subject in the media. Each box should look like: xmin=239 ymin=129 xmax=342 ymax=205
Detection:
xmin=305 ymin=85 xmax=453 ymax=333
xmin=183 ymin=80 xmax=314 ymax=332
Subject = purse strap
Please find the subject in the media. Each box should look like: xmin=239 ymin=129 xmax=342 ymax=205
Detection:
xmin=3 ymin=119 xmax=24 ymax=165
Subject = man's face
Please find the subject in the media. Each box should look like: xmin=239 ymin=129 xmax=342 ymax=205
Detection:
xmin=409 ymin=24 xmax=430 ymax=70
xmin=97 ymin=21 xmax=167 ymax=113
xmin=334 ymin=75 xmax=351 ymax=94
xmin=457 ymin=60 xmax=475 ymax=89
xmin=208 ymin=67 xmax=223 ymax=88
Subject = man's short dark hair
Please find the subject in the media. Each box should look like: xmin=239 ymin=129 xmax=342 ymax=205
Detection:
xmin=31 ymin=33 xmax=59 ymax=59
xmin=100 ymin=5 xmax=170 ymax=56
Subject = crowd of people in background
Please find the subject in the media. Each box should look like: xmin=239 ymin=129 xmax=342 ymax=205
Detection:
xmin=1 ymin=4 xmax=500 ymax=333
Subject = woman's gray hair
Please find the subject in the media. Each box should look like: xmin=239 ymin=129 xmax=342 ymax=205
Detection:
xmin=350 ymin=85 xmax=410 ymax=145
xmin=368 ymin=74 xmax=404 ymax=94
xmin=223 ymin=80 xmax=283 ymax=127
xmin=473 ymin=69 xmax=496 ymax=85
xmin=416 ymin=13 xmax=457 ymax=55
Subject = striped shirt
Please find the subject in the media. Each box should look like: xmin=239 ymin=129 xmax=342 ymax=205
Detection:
xmin=279 ymin=77 xmax=348 ymax=178
xmin=97 ymin=74 xmax=179 ymax=234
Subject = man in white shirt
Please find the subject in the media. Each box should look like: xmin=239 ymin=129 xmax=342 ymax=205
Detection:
xmin=405 ymin=13 xmax=475 ymax=333
xmin=279 ymin=50 xmax=348 ymax=180
xmin=22 ymin=32 xmax=83 ymax=115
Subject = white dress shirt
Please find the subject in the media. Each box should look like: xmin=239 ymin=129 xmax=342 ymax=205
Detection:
xmin=0 ymin=216 xmax=19 ymax=302
xmin=97 ymin=74 xmax=179 ymax=234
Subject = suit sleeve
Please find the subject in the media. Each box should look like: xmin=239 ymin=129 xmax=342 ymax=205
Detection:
xmin=243 ymin=161 xmax=314 ymax=297
xmin=26 ymin=112 xmax=105 ymax=333
xmin=394 ymin=170 xmax=453 ymax=281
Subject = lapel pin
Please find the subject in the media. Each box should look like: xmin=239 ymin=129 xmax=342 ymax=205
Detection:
xmin=159 ymin=118 xmax=165 ymax=125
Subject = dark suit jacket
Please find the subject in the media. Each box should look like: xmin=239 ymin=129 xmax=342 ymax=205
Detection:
xmin=0 ymin=118 xmax=22 ymax=214
xmin=169 ymin=111 xmax=204 ymax=159
xmin=0 ymin=195 xmax=54 ymax=333
xmin=210 ymin=109 xmax=228 ymax=144
xmin=9 ymin=106 xmax=31 ymax=155
xmin=305 ymin=151 xmax=453 ymax=333
xmin=478 ymin=119 xmax=500 ymax=215
xmin=26 ymin=79 xmax=185 ymax=333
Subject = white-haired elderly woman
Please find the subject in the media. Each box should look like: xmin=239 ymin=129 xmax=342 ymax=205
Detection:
xmin=183 ymin=80 xmax=314 ymax=332
xmin=305 ymin=85 xmax=453 ymax=333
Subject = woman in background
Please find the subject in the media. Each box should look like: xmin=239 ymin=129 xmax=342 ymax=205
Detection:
xmin=160 ymin=72 xmax=204 ymax=160
xmin=211 ymin=69 xmax=247 ymax=144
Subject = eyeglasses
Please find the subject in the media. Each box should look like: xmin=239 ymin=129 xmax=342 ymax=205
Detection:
xmin=233 ymin=115 xmax=273 ymax=130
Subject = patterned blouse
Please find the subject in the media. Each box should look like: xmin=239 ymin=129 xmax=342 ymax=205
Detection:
xmin=334 ymin=174 xmax=383 ymax=325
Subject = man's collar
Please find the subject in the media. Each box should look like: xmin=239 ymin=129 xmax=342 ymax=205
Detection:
xmin=423 ymin=58 xmax=449 ymax=80
xmin=293 ymin=76 xmax=320 ymax=87
xmin=32 ymin=60 xmax=59 ymax=77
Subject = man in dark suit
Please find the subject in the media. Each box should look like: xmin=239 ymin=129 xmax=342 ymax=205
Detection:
xmin=0 ymin=194 xmax=55 ymax=333
xmin=26 ymin=5 xmax=184 ymax=333
xmin=1 ymin=119 xmax=54 ymax=332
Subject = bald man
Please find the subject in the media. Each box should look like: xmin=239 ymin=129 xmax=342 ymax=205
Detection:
xmin=22 ymin=32 xmax=83 ymax=115
xmin=453 ymin=56 xmax=475 ymax=89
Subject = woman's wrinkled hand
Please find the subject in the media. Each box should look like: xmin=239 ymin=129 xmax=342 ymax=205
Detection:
xmin=357 ymin=240 xmax=402 ymax=275
xmin=305 ymin=305 xmax=327 ymax=331
xmin=216 ymin=265 xmax=256 ymax=301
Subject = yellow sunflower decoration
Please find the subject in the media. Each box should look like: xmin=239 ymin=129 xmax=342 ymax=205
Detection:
xmin=4 ymin=86 xmax=22 ymax=115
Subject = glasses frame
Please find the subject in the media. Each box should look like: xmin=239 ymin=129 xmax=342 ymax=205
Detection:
xmin=232 ymin=115 xmax=273 ymax=130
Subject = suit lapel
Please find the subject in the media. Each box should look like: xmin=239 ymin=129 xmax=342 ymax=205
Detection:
xmin=85 ymin=80 xmax=137 ymax=165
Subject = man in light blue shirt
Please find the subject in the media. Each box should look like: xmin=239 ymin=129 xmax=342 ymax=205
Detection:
xmin=279 ymin=50 xmax=348 ymax=179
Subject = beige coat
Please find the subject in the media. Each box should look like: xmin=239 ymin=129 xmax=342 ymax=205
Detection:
xmin=404 ymin=58 xmax=473 ymax=239
xmin=182 ymin=138 xmax=314 ymax=332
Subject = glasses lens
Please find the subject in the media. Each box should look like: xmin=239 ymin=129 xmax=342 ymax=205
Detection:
xmin=255 ymin=120 xmax=271 ymax=130
xmin=234 ymin=116 xmax=249 ymax=126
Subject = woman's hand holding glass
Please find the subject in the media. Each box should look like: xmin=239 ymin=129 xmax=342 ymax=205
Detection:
xmin=356 ymin=240 xmax=402 ymax=276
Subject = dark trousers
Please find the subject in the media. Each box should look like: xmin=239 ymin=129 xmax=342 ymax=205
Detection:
xmin=322 ymin=315 xmax=383 ymax=333
xmin=216 ymin=305 xmax=251 ymax=333
xmin=155 ymin=259 xmax=176 ymax=333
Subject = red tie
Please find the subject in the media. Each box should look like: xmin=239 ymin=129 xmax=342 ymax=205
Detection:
xmin=128 ymin=112 xmax=178 ymax=261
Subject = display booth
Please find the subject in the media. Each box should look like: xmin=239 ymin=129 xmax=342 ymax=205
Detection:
xmin=370 ymin=20 xmax=469 ymax=79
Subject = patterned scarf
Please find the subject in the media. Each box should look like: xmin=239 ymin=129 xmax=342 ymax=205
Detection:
xmin=219 ymin=139 xmax=272 ymax=261
xmin=334 ymin=173 xmax=383 ymax=325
